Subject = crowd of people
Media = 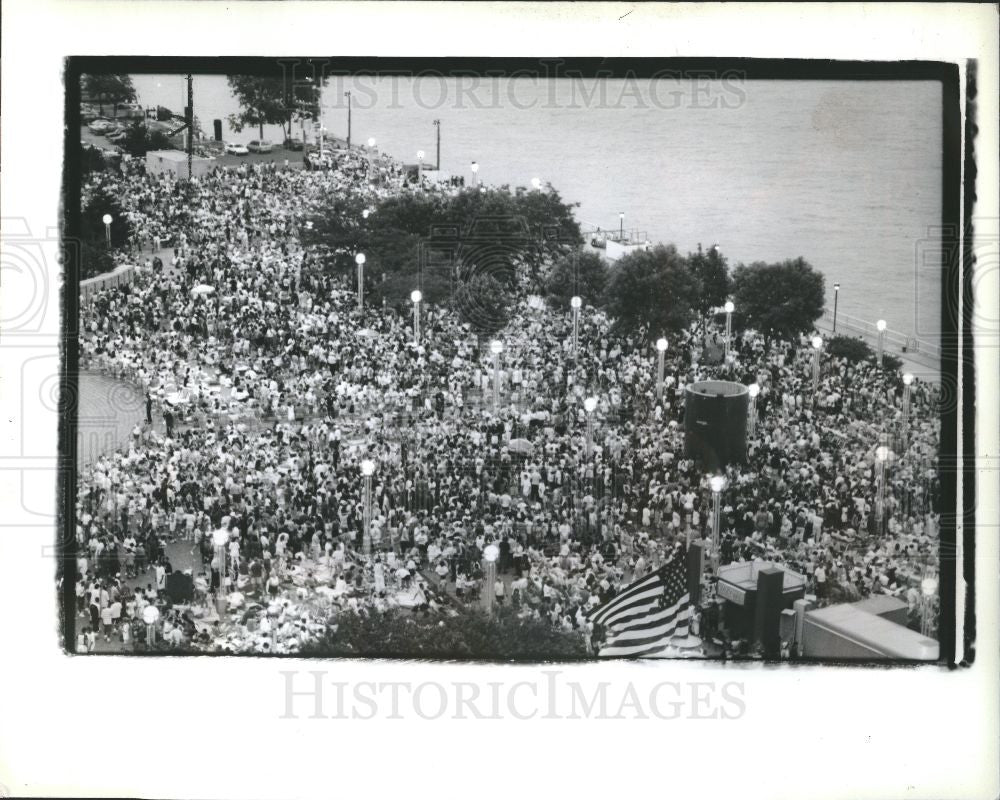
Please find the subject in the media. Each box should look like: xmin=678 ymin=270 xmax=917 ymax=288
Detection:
xmin=72 ymin=144 xmax=942 ymax=656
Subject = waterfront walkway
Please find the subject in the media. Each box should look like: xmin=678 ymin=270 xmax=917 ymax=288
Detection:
xmin=815 ymin=311 xmax=941 ymax=383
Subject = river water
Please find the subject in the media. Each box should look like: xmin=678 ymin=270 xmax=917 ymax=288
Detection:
xmin=129 ymin=74 xmax=943 ymax=339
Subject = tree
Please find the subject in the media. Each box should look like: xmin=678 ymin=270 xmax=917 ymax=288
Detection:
xmin=453 ymin=272 xmax=513 ymax=336
xmin=82 ymin=74 xmax=136 ymax=118
xmin=826 ymin=334 xmax=873 ymax=363
xmin=731 ymin=257 xmax=825 ymax=341
xmin=120 ymin=122 xmax=173 ymax=158
xmin=545 ymin=250 xmax=609 ymax=309
xmin=688 ymin=243 xmax=731 ymax=318
xmin=227 ymin=75 xmax=324 ymax=142
xmin=305 ymin=185 xmax=583 ymax=305
xmin=299 ymin=605 xmax=589 ymax=660
xmin=603 ymin=244 xmax=702 ymax=340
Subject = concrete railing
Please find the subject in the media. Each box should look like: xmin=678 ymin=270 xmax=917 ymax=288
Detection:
xmin=79 ymin=264 xmax=144 ymax=304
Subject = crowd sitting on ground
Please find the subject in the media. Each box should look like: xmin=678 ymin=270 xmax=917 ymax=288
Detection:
xmin=73 ymin=150 xmax=942 ymax=654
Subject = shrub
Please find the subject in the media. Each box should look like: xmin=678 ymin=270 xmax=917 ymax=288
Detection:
xmin=825 ymin=334 xmax=873 ymax=363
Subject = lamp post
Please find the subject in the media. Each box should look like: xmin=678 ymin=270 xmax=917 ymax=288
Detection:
xmin=367 ymin=137 xmax=377 ymax=185
xmin=355 ymin=253 xmax=366 ymax=312
xmin=832 ymin=282 xmax=840 ymax=333
xmin=212 ymin=527 xmax=229 ymax=617
xmin=747 ymin=382 xmax=760 ymax=439
xmin=343 ymin=90 xmax=352 ymax=149
xmin=471 ymin=161 xmax=479 ymax=186
xmin=360 ymin=459 xmax=376 ymax=555
xmin=570 ymin=295 xmax=582 ymax=357
xmin=102 ymin=214 xmax=113 ymax=249
xmin=920 ymin=576 xmax=938 ymax=637
xmin=416 ymin=150 xmax=424 ymax=183
xmin=482 ymin=544 xmax=499 ymax=614
xmin=531 ymin=177 xmax=541 ymax=191
xmin=876 ymin=319 xmax=887 ymax=368
xmin=142 ymin=605 xmax=160 ymax=648
xmin=875 ymin=442 xmax=892 ymax=537
xmin=709 ymin=475 xmax=727 ymax=575
xmin=619 ymin=211 xmax=624 ymax=241
xmin=433 ymin=119 xmax=441 ymax=170
xmin=901 ymin=373 xmax=913 ymax=445
xmin=490 ymin=339 xmax=504 ymax=411
xmin=655 ymin=337 xmax=668 ymax=399
xmin=318 ymin=126 xmax=327 ymax=159
xmin=724 ymin=301 xmax=735 ymax=360
xmin=584 ymin=396 xmax=598 ymax=458
xmin=410 ymin=289 xmax=422 ymax=344
xmin=811 ymin=335 xmax=823 ymax=399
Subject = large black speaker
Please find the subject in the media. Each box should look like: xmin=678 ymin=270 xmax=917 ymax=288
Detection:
xmin=683 ymin=380 xmax=748 ymax=470
xmin=213 ymin=119 xmax=223 ymax=142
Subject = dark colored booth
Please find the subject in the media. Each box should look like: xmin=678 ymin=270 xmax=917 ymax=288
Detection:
xmin=684 ymin=380 xmax=749 ymax=470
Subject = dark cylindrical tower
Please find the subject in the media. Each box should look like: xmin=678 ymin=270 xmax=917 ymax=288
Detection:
xmin=683 ymin=380 xmax=749 ymax=471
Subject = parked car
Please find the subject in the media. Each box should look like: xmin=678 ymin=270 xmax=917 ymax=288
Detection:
xmin=224 ymin=142 xmax=249 ymax=155
xmin=247 ymin=140 xmax=273 ymax=154
xmin=103 ymin=124 xmax=126 ymax=138
xmin=107 ymin=130 xmax=127 ymax=144
xmin=283 ymin=137 xmax=304 ymax=151
xmin=88 ymin=118 xmax=112 ymax=133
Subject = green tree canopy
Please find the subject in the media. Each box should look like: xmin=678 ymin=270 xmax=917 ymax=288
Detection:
xmin=299 ymin=606 xmax=588 ymax=660
xmin=82 ymin=74 xmax=136 ymax=117
xmin=453 ymin=272 xmax=513 ymax=335
xmin=826 ymin=334 xmax=873 ymax=363
xmin=305 ymin=185 xmax=582 ymax=303
xmin=603 ymin=244 xmax=702 ymax=340
xmin=227 ymin=75 xmax=324 ymax=141
xmin=731 ymin=257 xmax=826 ymax=340
xmin=120 ymin=122 xmax=173 ymax=158
xmin=545 ymin=249 xmax=610 ymax=309
xmin=688 ymin=243 xmax=731 ymax=317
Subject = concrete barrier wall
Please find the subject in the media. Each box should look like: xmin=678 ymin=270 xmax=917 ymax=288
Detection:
xmin=80 ymin=265 xmax=140 ymax=304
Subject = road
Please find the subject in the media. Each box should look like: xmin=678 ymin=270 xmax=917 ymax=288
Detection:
xmin=79 ymin=123 xmax=355 ymax=170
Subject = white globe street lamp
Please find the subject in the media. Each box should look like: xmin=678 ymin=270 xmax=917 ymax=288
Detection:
xmin=570 ymin=296 xmax=582 ymax=356
xmin=584 ymin=396 xmax=598 ymax=458
xmin=482 ymin=543 xmax=500 ymax=613
xmin=355 ymin=253 xmax=366 ymax=312
xmin=102 ymin=213 xmax=113 ymax=248
xmin=471 ymin=161 xmax=479 ymax=186
xmin=747 ymin=382 xmax=760 ymax=438
xmin=811 ymin=335 xmax=823 ymax=398
xmin=410 ymin=289 xmax=423 ymax=343
xmin=901 ymin=372 xmax=914 ymax=443
xmin=655 ymin=337 xmax=668 ymax=398
xmin=709 ymin=475 xmax=727 ymax=573
xmin=531 ymin=177 xmax=541 ymax=190
xmin=723 ymin=301 xmax=735 ymax=359
xmin=416 ymin=150 xmax=425 ymax=182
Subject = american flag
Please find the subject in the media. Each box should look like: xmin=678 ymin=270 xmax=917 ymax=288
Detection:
xmin=589 ymin=549 xmax=691 ymax=658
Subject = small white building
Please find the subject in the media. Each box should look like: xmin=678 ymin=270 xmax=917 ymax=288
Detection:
xmin=145 ymin=149 xmax=216 ymax=179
